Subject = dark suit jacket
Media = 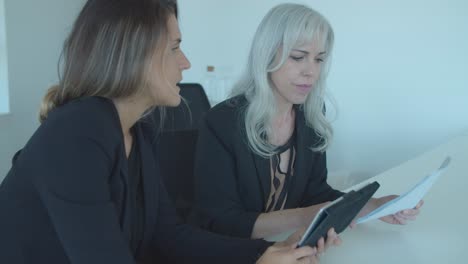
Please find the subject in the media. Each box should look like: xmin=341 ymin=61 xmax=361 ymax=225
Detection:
xmin=190 ymin=96 xmax=343 ymax=238
xmin=0 ymin=97 xmax=270 ymax=264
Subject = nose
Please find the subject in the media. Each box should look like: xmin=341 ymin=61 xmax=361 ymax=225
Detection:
xmin=302 ymin=67 xmax=315 ymax=77
xmin=302 ymin=70 xmax=314 ymax=77
xmin=302 ymin=60 xmax=320 ymax=77
xmin=180 ymin=51 xmax=191 ymax=70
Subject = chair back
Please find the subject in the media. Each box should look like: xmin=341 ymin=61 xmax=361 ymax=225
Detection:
xmin=156 ymin=129 xmax=198 ymax=221
xmin=151 ymin=83 xmax=209 ymax=221
xmin=162 ymin=83 xmax=210 ymax=131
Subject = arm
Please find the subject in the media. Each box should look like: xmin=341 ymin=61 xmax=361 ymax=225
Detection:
xmin=251 ymin=152 xmax=343 ymax=239
xmin=152 ymin=169 xmax=272 ymax=264
xmin=30 ymin=134 xmax=135 ymax=264
xmin=251 ymin=204 xmax=327 ymax=239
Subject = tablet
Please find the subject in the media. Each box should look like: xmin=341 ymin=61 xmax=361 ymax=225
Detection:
xmin=297 ymin=181 xmax=380 ymax=248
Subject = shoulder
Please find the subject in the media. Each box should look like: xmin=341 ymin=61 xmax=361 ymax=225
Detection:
xmin=294 ymin=105 xmax=324 ymax=147
xmin=205 ymin=95 xmax=247 ymax=128
xmin=38 ymin=96 xmax=121 ymax=149
xmin=196 ymin=95 xmax=250 ymax=152
xmin=202 ymin=95 xmax=248 ymax=139
xmin=49 ymin=96 xmax=117 ymax=121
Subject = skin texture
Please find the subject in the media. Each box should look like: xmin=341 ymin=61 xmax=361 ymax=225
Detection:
xmin=270 ymin=40 xmax=325 ymax=113
xmin=148 ymin=15 xmax=191 ymax=107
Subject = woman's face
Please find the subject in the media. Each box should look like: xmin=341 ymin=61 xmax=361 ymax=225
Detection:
xmin=270 ymin=39 xmax=326 ymax=108
xmin=148 ymin=14 xmax=191 ymax=107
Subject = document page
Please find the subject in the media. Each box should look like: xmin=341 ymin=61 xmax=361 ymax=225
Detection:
xmin=357 ymin=156 xmax=451 ymax=224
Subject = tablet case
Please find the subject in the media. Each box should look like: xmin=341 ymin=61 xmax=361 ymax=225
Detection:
xmin=298 ymin=181 xmax=380 ymax=247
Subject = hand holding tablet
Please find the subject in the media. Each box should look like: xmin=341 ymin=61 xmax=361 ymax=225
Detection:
xmin=297 ymin=181 xmax=380 ymax=248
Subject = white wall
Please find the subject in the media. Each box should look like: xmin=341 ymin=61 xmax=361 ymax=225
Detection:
xmin=178 ymin=0 xmax=468 ymax=185
xmin=1 ymin=0 xmax=467 ymax=185
xmin=0 ymin=0 xmax=9 ymax=113
xmin=0 ymin=0 xmax=85 ymax=180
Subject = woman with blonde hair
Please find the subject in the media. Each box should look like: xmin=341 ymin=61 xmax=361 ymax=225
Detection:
xmin=0 ymin=1 xmax=319 ymax=263
xmin=191 ymin=3 xmax=422 ymax=244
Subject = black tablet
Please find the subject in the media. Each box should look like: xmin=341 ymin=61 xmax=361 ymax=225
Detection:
xmin=297 ymin=181 xmax=380 ymax=248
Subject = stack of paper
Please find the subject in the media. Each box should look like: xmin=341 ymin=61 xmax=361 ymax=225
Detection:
xmin=356 ymin=156 xmax=451 ymax=224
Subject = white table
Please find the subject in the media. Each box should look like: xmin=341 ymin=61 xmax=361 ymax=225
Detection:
xmin=269 ymin=133 xmax=468 ymax=263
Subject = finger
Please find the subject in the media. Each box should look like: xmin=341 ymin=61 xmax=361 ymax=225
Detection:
xmin=397 ymin=210 xmax=419 ymax=219
xmin=400 ymin=208 xmax=420 ymax=217
xmin=394 ymin=215 xmax=407 ymax=225
xmin=333 ymin=235 xmax=342 ymax=246
xmin=396 ymin=211 xmax=417 ymax=221
xmin=414 ymin=200 xmax=424 ymax=209
xmin=325 ymin=228 xmax=337 ymax=249
xmin=316 ymin=237 xmax=325 ymax=254
xmin=380 ymin=215 xmax=404 ymax=225
xmin=293 ymin=246 xmax=316 ymax=259
xmin=398 ymin=214 xmax=417 ymax=221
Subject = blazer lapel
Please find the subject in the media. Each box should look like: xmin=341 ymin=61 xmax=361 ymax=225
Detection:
xmin=116 ymin=143 xmax=133 ymax=246
xmin=252 ymin=153 xmax=271 ymax=210
xmin=134 ymin=124 xmax=159 ymax=256
xmin=285 ymin=109 xmax=312 ymax=208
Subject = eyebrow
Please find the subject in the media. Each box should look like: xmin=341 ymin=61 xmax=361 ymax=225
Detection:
xmin=172 ymin=38 xmax=182 ymax=45
xmin=292 ymin=49 xmax=326 ymax=56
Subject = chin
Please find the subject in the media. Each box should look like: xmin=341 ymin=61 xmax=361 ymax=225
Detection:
xmin=290 ymin=96 xmax=307 ymax=105
xmin=165 ymin=96 xmax=182 ymax=107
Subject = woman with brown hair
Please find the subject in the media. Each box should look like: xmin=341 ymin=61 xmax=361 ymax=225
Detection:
xmin=0 ymin=0 xmax=319 ymax=263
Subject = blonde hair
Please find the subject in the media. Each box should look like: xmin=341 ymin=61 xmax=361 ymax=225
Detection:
xmin=39 ymin=0 xmax=178 ymax=123
xmin=231 ymin=3 xmax=335 ymax=157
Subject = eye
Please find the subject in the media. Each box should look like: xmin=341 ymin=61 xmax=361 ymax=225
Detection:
xmin=315 ymin=58 xmax=324 ymax=63
xmin=172 ymin=46 xmax=180 ymax=51
xmin=290 ymin=56 xmax=305 ymax=62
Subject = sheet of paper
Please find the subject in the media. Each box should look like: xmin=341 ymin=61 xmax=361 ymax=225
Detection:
xmin=356 ymin=156 xmax=451 ymax=224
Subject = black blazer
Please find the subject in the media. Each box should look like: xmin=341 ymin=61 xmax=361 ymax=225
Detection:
xmin=190 ymin=96 xmax=343 ymax=238
xmin=0 ymin=97 xmax=270 ymax=264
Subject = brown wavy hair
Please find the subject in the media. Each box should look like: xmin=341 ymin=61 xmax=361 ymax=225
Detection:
xmin=39 ymin=0 xmax=178 ymax=123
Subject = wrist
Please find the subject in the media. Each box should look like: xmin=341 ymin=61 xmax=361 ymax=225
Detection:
xmin=298 ymin=207 xmax=313 ymax=227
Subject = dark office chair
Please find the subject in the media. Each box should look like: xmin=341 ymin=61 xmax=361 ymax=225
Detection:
xmin=156 ymin=129 xmax=198 ymax=221
xmin=150 ymin=83 xmax=210 ymax=221
xmin=161 ymin=83 xmax=211 ymax=131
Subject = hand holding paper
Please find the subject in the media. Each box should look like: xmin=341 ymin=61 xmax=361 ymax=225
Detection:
xmin=357 ymin=156 xmax=451 ymax=224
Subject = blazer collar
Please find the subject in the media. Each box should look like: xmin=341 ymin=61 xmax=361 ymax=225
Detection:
xmin=118 ymin=123 xmax=159 ymax=258
xmin=133 ymin=123 xmax=159 ymax=256
xmin=284 ymin=108 xmax=313 ymax=208
xmin=252 ymin=107 xmax=314 ymax=210
xmin=253 ymin=153 xmax=270 ymax=210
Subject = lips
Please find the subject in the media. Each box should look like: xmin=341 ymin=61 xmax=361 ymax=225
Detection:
xmin=296 ymin=84 xmax=313 ymax=94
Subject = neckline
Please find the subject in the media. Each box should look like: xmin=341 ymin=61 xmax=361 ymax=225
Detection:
xmin=275 ymin=129 xmax=296 ymax=154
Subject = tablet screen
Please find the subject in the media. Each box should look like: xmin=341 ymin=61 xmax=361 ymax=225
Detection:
xmin=297 ymin=196 xmax=343 ymax=246
xmin=297 ymin=181 xmax=379 ymax=248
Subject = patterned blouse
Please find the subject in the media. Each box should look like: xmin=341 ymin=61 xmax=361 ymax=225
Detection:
xmin=265 ymin=131 xmax=297 ymax=212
